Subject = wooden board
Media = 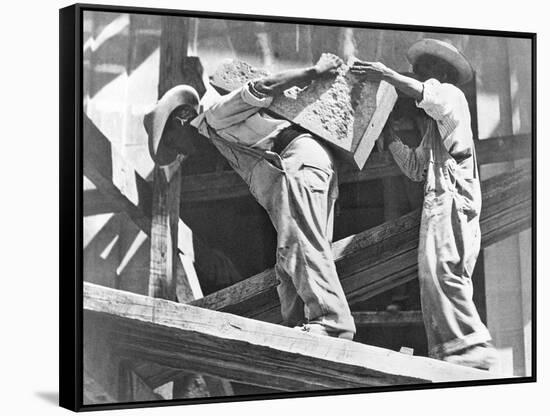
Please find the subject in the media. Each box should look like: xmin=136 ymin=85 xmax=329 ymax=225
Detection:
xmin=191 ymin=164 xmax=531 ymax=322
xmin=210 ymin=59 xmax=397 ymax=169
xmin=149 ymin=165 xmax=182 ymax=301
xmin=352 ymin=311 xmax=424 ymax=327
xmin=84 ymin=282 xmax=496 ymax=391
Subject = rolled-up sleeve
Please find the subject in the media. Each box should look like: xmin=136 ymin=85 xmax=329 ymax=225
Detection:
xmin=198 ymin=81 xmax=273 ymax=131
xmin=241 ymin=81 xmax=273 ymax=107
xmin=387 ymin=131 xmax=427 ymax=182
xmin=416 ymin=78 xmax=460 ymax=121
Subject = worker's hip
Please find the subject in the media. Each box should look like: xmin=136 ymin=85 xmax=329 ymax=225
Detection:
xmin=251 ymin=137 xmax=338 ymax=218
xmin=210 ymin=133 xmax=338 ymax=209
xmin=419 ymin=192 xmax=481 ymax=280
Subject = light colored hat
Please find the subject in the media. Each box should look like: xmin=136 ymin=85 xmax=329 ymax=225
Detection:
xmin=407 ymin=38 xmax=473 ymax=84
xmin=143 ymin=85 xmax=200 ymax=165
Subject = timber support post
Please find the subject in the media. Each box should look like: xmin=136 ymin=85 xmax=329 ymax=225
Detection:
xmin=145 ymin=15 xmax=234 ymax=398
xmin=149 ymin=163 xmax=183 ymax=301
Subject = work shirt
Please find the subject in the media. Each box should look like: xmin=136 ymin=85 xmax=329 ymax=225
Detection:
xmin=387 ymin=78 xmax=490 ymax=358
xmin=388 ymin=78 xmax=475 ymax=183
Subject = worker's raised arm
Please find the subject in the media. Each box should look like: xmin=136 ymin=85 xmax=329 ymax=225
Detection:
xmin=253 ymin=53 xmax=343 ymax=96
xmin=197 ymin=53 xmax=343 ymax=132
xmin=350 ymin=60 xmax=424 ymax=101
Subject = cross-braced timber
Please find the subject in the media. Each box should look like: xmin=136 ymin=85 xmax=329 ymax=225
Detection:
xmin=191 ymin=164 xmax=531 ymax=323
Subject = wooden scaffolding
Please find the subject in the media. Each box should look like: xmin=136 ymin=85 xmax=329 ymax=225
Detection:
xmin=80 ymin=16 xmax=532 ymax=404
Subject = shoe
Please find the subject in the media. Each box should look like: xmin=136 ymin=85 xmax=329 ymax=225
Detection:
xmin=443 ymin=343 xmax=498 ymax=370
xmin=294 ymin=323 xmax=354 ymax=341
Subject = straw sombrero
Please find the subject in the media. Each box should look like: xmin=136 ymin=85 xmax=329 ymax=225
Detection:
xmin=407 ymin=38 xmax=473 ymax=84
xmin=143 ymin=85 xmax=200 ymax=165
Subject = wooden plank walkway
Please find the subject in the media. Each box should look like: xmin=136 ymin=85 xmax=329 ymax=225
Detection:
xmin=84 ymin=283 xmax=497 ymax=392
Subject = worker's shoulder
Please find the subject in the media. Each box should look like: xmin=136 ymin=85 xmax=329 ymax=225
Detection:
xmin=424 ymin=78 xmax=462 ymax=95
xmin=441 ymin=83 xmax=468 ymax=106
xmin=435 ymin=81 xmax=469 ymax=114
xmin=436 ymin=80 xmax=465 ymax=99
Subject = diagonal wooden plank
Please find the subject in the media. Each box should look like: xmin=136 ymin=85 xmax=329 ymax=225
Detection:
xmin=191 ymin=164 xmax=531 ymax=323
xmin=352 ymin=311 xmax=424 ymax=327
xmin=83 ymin=114 xmax=153 ymax=232
xmin=84 ymin=282 xmax=496 ymax=392
xmin=83 ymin=189 xmax=119 ymax=216
xmin=82 ymin=114 xmax=240 ymax=297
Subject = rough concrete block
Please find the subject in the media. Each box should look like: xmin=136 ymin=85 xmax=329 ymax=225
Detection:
xmin=210 ymin=59 xmax=397 ymax=169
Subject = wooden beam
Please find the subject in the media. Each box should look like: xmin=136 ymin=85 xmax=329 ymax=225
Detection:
xmin=84 ymin=282 xmax=496 ymax=391
xmin=158 ymin=16 xmax=206 ymax=98
xmin=149 ymin=164 xmax=182 ymax=301
xmin=84 ymin=311 xmax=163 ymax=404
xmin=83 ymin=114 xmax=240 ymax=297
xmin=83 ymin=189 xmax=120 ymax=216
xmin=180 ymin=133 xmax=531 ymax=202
xmin=83 ymin=114 xmax=153 ymax=232
xmin=476 ymin=133 xmax=532 ymax=164
xmin=152 ymin=14 xmax=209 ymax=302
xmin=191 ymin=164 xmax=531 ymax=323
xmin=149 ymin=17 xmax=233 ymax=399
xmin=352 ymin=311 xmax=423 ymax=327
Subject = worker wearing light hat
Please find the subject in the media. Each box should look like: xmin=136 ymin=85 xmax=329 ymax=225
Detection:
xmin=351 ymin=39 xmax=496 ymax=370
xmin=144 ymin=54 xmax=356 ymax=341
xmin=143 ymin=84 xmax=202 ymax=166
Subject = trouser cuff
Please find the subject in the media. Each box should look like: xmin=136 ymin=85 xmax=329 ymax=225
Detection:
xmin=429 ymin=330 xmax=492 ymax=359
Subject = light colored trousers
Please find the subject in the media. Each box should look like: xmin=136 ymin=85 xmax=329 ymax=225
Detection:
xmin=419 ymin=124 xmax=491 ymax=358
xmin=208 ymin=128 xmax=356 ymax=335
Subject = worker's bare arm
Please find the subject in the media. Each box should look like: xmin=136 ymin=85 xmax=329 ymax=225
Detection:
xmin=253 ymin=53 xmax=343 ymax=96
xmin=350 ymin=60 xmax=424 ymax=102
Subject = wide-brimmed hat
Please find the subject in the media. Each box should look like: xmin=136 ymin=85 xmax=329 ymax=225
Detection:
xmin=143 ymin=85 xmax=200 ymax=165
xmin=406 ymin=38 xmax=473 ymax=85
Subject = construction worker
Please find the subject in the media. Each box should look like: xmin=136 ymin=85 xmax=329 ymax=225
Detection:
xmin=144 ymin=53 xmax=356 ymax=341
xmin=351 ymin=39 xmax=497 ymax=369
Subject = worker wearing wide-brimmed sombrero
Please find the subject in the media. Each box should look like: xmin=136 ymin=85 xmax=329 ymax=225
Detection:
xmin=142 ymin=54 xmax=358 ymax=342
xmin=407 ymin=38 xmax=473 ymax=85
xmin=143 ymin=84 xmax=201 ymax=166
xmin=350 ymin=40 xmax=498 ymax=371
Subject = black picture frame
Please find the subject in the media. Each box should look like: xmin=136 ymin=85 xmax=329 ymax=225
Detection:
xmin=60 ymin=3 xmax=536 ymax=412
